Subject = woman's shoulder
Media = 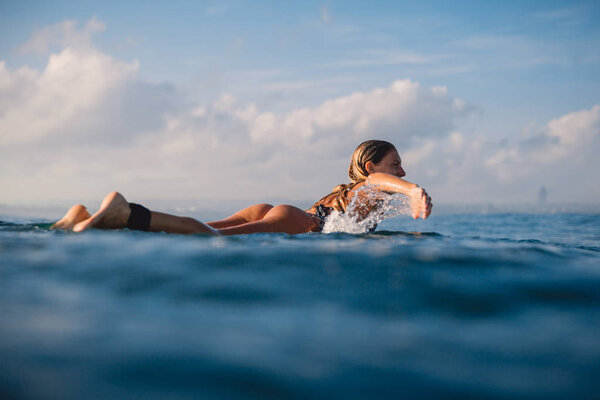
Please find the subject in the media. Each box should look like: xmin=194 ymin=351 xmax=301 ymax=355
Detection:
xmin=306 ymin=195 xmax=335 ymax=214
xmin=308 ymin=181 xmax=366 ymax=214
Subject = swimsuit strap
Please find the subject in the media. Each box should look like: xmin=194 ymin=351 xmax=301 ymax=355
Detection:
xmin=312 ymin=204 xmax=335 ymax=231
xmin=315 ymin=204 xmax=334 ymax=219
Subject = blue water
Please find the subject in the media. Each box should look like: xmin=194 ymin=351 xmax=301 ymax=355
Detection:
xmin=1 ymin=213 xmax=599 ymax=399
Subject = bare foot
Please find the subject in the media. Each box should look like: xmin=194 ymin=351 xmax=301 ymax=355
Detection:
xmin=73 ymin=191 xmax=132 ymax=232
xmin=51 ymin=204 xmax=91 ymax=230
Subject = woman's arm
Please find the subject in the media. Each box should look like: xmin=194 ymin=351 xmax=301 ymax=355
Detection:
xmin=362 ymin=172 xmax=433 ymax=219
xmin=365 ymin=172 xmax=420 ymax=194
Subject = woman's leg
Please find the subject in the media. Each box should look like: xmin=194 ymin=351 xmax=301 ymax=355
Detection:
xmin=148 ymin=211 xmax=219 ymax=235
xmin=148 ymin=203 xmax=276 ymax=234
xmin=217 ymin=205 xmax=320 ymax=235
xmin=72 ymin=192 xmax=132 ymax=232
xmin=51 ymin=204 xmax=91 ymax=230
xmin=207 ymin=203 xmax=273 ymax=229
xmin=62 ymin=192 xmax=317 ymax=235
xmin=72 ymin=192 xmax=218 ymax=235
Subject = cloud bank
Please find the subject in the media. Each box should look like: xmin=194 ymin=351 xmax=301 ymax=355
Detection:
xmin=483 ymin=105 xmax=600 ymax=200
xmin=1 ymin=17 xmax=598 ymax=209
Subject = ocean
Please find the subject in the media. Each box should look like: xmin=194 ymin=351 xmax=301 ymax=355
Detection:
xmin=0 ymin=210 xmax=599 ymax=399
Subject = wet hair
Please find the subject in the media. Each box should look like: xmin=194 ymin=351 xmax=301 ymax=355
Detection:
xmin=310 ymin=140 xmax=397 ymax=212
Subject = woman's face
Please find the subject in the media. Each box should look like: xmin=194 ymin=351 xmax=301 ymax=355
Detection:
xmin=371 ymin=149 xmax=406 ymax=178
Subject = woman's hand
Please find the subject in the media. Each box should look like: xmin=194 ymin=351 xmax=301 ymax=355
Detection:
xmin=362 ymin=173 xmax=433 ymax=219
xmin=408 ymin=187 xmax=433 ymax=219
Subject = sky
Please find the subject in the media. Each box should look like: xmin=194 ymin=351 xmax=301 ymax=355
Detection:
xmin=1 ymin=0 xmax=599 ymax=211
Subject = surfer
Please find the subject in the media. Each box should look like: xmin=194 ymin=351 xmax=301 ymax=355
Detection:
xmin=51 ymin=140 xmax=432 ymax=235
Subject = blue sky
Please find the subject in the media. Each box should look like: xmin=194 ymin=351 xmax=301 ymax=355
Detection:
xmin=1 ymin=0 xmax=599 ymax=209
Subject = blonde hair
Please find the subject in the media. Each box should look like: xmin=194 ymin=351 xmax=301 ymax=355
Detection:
xmin=310 ymin=140 xmax=396 ymax=212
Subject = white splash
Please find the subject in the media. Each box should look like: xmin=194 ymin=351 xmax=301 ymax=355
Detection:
xmin=321 ymin=185 xmax=411 ymax=234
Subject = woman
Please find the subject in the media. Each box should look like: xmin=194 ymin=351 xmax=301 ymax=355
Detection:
xmin=51 ymin=140 xmax=432 ymax=235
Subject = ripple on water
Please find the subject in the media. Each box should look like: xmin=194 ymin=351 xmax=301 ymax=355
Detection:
xmin=0 ymin=214 xmax=599 ymax=399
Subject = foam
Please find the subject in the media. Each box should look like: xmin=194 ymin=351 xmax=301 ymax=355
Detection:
xmin=322 ymin=185 xmax=411 ymax=234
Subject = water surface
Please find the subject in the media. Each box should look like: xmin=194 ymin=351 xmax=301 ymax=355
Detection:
xmin=1 ymin=213 xmax=599 ymax=399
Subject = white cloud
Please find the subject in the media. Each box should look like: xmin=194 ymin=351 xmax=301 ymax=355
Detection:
xmin=0 ymin=20 xmax=468 ymax=206
xmin=373 ymin=104 xmax=600 ymax=204
xmin=226 ymin=79 xmax=467 ymax=156
xmin=213 ymin=93 xmax=237 ymax=112
xmin=6 ymin=17 xmax=597 ymax=208
xmin=543 ymin=105 xmax=600 ymax=156
xmin=487 ymin=105 xmax=600 ymax=168
xmin=473 ymin=105 xmax=600 ymax=202
xmin=18 ymin=16 xmax=106 ymax=55
xmin=0 ymin=47 xmax=139 ymax=146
